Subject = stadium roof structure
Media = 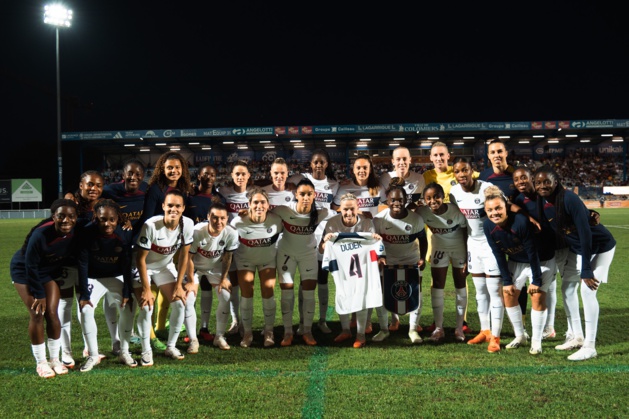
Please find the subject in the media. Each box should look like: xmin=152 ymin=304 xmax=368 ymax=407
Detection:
xmin=62 ymin=118 xmax=628 ymax=158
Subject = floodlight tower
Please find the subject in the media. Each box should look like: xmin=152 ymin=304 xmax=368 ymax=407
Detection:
xmin=43 ymin=4 xmax=73 ymax=198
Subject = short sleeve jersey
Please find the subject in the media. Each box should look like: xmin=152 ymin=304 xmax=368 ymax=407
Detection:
xmin=261 ymin=184 xmax=294 ymax=209
xmin=230 ymin=213 xmax=283 ymax=263
xmin=189 ymin=223 xmax=239 ymax=273
xmin=218 ymin=185 xmax=249 ymax=221
xmin=373 ymin=208 xmax=425 ymax=265
xmin=416 ymin=204 xmax=468 ymax=251
xmin=380 ymin=170 xmax=426 ymax=205
xmin=288 ymin=173 xmax=339 ymax=210
xmin=272 ymin=202 xmax=336 ymax=256
xmin=449 ymin=180 xmax=493 ymax=240
xmin=136 ymin=215 xmax=194 ymax=270
xmin=333 ymin=182 xmax=385 ymax=216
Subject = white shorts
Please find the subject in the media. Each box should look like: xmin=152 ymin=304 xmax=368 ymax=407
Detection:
xmin=134 ymin=262 xmax=179 ymax=288
xmin=87 ymin=276 xmax=124 ymax=306
xmin=277 ymin=251 xmax=319 ymax=284
xmin=467 ymin=238 xmax=499 ymax=275
xmin=56 ymin=266 xmax=79 ymax=289
xmin=235 ymin=257 xmax=276 ymax=272
xmin=509 ymin=258 xmax=556 ymax=293
xmin=430 ymin=248 xmax=467 ymax=269
xmin=194 ymin=269 xmax=220 ymax=286
xmin=563 ymin=247 xmax=616 ymax=283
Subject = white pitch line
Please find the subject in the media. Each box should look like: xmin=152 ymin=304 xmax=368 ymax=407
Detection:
xmin=606 ymin=225 xmax=629 ymax=229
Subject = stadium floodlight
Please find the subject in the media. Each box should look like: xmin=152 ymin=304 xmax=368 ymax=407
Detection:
xmin=601 ymin=134 xmax=613 ymax=137
xmin=188 ymin=142 xmax=199 ymax=145
xmin=580 ymin=139 xmax=591 ymax=143
xmin=498 ymin=136 xmax=510 ymax=139
xmin=463 ymin=136 xmax=475 ymax=140
xmin=532 ymin=135 xmax=545 ymax=138
xmin=388 ymin=143 xmax=399 ymax=147
xmin=123 ymin=144 xmax=135 ymax=147
xmin=612 ymin=139 xmax=624 ymax=142
xmin=44 ymin=3 xmax=73 ymax=198
xmin=519 ymin=140 xmax=530 ymax=144
xmin=427 ymin=137 xmax=439 ymax=140
xmin=201 ymin=146 xmax=212 ymax=150
xmin=264 ymin=146 xmax=275 ymax=149
xmin=324 ymin=139 xmax=335 ymax=142
xmin=393 ymin=137 xmax=405 ymax=141
xmin=155 ymin=142 xmax=166 ymax=146
xmin=325 ymin=144 xmax=336 ymax=148
xmin=565 ymin=134 xmax=578 ymax=138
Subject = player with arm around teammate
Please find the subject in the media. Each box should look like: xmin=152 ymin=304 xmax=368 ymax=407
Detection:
xmin=134 ymin=189 xmax=194 ymax=366
xmin=230 ymin=187 xmax=283 ymax=348
xmin=373 ymin=178 xmax=428 ymax=344
xmin=534 ymin=166 xmax=616 ymax=361
xmin=11 ymin=199 xmax=79 ymax=378
xmin=76 ymin=199 xmax=137 ymax=370
xmin=272 ymin=178 xmax=335 ymax=347
xmin=483 ymin=186 xmax=556 ymax=355
xmin=287 ymin=149 xmax=340 ymax=334
xmin=416 ymin=182 xmax=468 ymax=343
xmin=320 ymin=193 xmax=385 ymax=348
xmin=449 ymin=157 xmax=505 ymax=353
xmin=188 ymin=202 xmax=239 ymax=350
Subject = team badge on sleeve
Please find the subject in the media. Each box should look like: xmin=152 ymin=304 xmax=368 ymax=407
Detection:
xmin=382 ymin=265 xmax=420 ymax=315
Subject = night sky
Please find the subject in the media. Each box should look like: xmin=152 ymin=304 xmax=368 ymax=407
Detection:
xmin=2 ymin=1 xmax=628 ymax=201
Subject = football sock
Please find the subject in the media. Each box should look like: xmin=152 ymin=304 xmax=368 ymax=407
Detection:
xmin=506 ymin=306 xmax=524 ymax=337
xmin=581 ymin=281 xmax=599 ymax=349
xmin=455 ymin=287 xmax=467 ymax=329
xmin=531 ymin=308 xmax=547 ymax=348
xmin=184 ymin=291 xmax=198 ymax=341
xmin=240 ymin=297 xmax=254 ymax=333
xmin=229 ymin=285 xmax=240 ymax=324
xmin=58 ymin=297 xmax=73 ymax=355
xmin=32 ymin=343 xmax=47 ymax=364
xmin=138 ymin=305 xmax=153 ymax=354
xmin=262 ymin=296 xmax=277 ymax=332
xmin=472 ymin=277 xmax=491 ymax=330
xmin=339 ymin=314 xmax=350 ymax=332
xmin=376 ymin=306 xmax=388 ymax=331
xmin=119 ymin=304 xmax=134 ymax=354
xmin=215 ymin=288 xmax=231 ymax=337
xmin=281 ymin=289 xmax=295 ymax=334
xmin=47 ymin=337 xmax=61 ymax=361
xmin=356 ymin=309 xmax=368 ymax=335
xmin=318 ymin=283 xmax=329 ymax=322
xmin=487 ymin=277 xmax=504 ymax=337
xmin=166 ymin=299 xmax=185 ymax=348
xmin=80 ymin=304 xmax=99 ymax=356
xmin=200 ymin=290 xmax=213 ymax=330
xmin=431 ymin=288 xmax=445 ymax=328
xmin=562 ymin=280 xmax=584 ymax=339
xmin=103 ymin=295 xmax=119 ymax=346
xmin=545 ymin=279 xmax=557 ymax=330
xmin=302 ymin=290 xmax=315 ymax=334
xmin=298 ymin=284 xmax=304 ymax=327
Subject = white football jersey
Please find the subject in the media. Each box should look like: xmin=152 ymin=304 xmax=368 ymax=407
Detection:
xmin=189 ymin=223 xmax=239 ymax=274
xmin=322 ymin=233 xmax=385 ymax=315
xmin=333 ymin=182 xmax=385 ymax=217
xmin=218 ymin=185 xmax=249 ymax=221
xmin=137 ymin=215 xmax=194 ymax=270
xmin=416 ymin=203 xmax=468 ymax=251
xmin=288 ymin=173 xmax=339 ymax=210
xmin=373 ymin=208 xmax=425 ymax=265
xmin=449 ymin=180 xmax=493 ymax=240
xmin=261 ymin=184 xmax=294 ymax=209
xmin=272 ymin=203 xmax=336 ymax=256
xmin=380 ymin=170 xmax=426 ymax=205
xmin=231 ymin=213 xmax=283 ymax=264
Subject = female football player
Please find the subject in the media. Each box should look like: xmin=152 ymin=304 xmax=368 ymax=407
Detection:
xmin=11 ymin=199 xmax=79 ymax=378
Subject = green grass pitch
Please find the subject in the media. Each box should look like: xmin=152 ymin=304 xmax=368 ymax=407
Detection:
xmin=1 ymin=210 xmax=628 ymax=417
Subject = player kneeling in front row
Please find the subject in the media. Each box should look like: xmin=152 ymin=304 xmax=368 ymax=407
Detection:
xmin=132 ymin=189 xmax=194 ymax=366
xmin=188 ymin=202 xmax=239 ymax=351
xmin=483 ymin=186 xmax=556 ymax=355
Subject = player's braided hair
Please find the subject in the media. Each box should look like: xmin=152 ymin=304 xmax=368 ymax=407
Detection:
xmin=92 ymin=199 xmax=123 ymax=225
xmin=74 ymin=170 xmax=103 ymax=217
xmin=385 ymin=176 xmax=408 ymax=202
xmin=534 ymin=165 xmax=568 ymax=249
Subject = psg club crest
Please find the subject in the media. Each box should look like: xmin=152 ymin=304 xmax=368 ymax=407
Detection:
xmin=450 ymin=180 xmax=457 ymax=186
xmin=219 ymin=240 xmax=225 ymax=246
xmin=267 ymin=228 xmax=273 ymax=233
xmin=382 ymin=265 xmax=420 ymax=315
xmin=474 ymin=198 xmax=481 ymax=204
